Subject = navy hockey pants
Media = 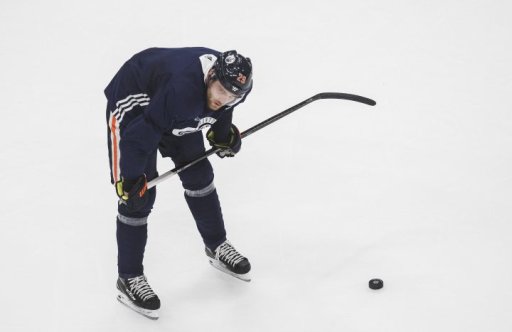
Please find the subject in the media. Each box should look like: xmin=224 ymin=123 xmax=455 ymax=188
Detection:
xmin=114 ymin=131 xmax=227 ymax=278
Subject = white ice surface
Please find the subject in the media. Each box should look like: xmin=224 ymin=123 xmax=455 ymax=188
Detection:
xmin=1 ymin=1 xmax=511 ymax=331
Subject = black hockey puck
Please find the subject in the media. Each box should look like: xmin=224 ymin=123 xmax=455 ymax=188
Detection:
xmin=369 ymin=278 xmax=383 ymax=290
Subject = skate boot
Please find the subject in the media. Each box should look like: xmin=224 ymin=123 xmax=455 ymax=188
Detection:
xmin=116 ymin=275 xmax=161 ymax=320
xmin=206 ymin=240 xmax=251 ymax=282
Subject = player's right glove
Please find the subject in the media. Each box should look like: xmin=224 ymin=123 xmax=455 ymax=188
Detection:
xmin=206 ymin=124 xmax=242 ymax=158
xmin=115 ymin=175 xmax=148 ymax=211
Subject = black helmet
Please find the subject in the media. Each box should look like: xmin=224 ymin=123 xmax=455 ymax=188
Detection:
xmin=212 ymin=50 xmax=253 ymax=96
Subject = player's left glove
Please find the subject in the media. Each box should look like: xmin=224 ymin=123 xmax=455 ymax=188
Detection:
xmin=206 ymin=124 xmax=242 ymax=158
xmin=115 ymin=175 xmax=148 ymax=211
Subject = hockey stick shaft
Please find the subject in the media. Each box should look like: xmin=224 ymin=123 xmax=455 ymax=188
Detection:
xmin=147 ymin=92 xmax=376 ymax=189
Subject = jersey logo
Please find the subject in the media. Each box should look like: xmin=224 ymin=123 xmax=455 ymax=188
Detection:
xmin=172 ymin=117 xmax=217 ymax=136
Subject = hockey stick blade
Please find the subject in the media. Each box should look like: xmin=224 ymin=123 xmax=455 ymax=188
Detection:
xmin=313 ymin=92 xmax=376 ymax=106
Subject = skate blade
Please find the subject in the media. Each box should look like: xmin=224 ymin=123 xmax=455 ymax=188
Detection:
xmin=117 ymin=291 xmax=159 ymax=320
xmin=208 ymin=258 xmax=251 ymax=282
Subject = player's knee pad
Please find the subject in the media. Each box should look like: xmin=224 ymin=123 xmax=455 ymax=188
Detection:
xmin=179 ymin=159 xmax=214 ymax=191
xmin=117 ymin=214 xmax=148 ymax=226
xmin=184 ymin=181 xmax=216 ymax=198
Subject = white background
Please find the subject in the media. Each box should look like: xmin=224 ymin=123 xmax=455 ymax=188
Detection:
xmin=1 ymin=0 xmax=511 ymax=331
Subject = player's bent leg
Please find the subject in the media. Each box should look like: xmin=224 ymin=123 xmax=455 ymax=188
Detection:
xmin=183 ymin=181 xmax=252 ymax=282
xmin=183 ymin=181 xmax=227 ymax=250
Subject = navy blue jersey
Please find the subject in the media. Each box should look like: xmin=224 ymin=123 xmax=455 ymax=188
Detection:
xmin=105 ymin=47 xmax=251 ymax=181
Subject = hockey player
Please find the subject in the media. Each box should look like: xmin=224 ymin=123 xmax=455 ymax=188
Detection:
xmin=105 ymin=47 xmax=253 ymax=319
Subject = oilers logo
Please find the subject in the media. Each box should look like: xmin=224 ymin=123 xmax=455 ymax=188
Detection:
xmin=172 ymin=117 xmax=217 ymax=136
xmin=225 ymin=54 xmax=236 ymax=64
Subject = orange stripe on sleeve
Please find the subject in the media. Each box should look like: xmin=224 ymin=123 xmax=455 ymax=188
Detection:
xmin=110 ymin=116 xmax=119 ymax=182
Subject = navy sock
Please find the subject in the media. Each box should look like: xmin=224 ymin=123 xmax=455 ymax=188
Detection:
xmin=116 ymin=219 xmax=147 ymax=278
xmin=184 ymin=189 xmax=226 ymax=250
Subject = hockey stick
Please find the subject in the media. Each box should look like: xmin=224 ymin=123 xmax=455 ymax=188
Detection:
xmin=147 ymin=92 xmax=376 ymax=189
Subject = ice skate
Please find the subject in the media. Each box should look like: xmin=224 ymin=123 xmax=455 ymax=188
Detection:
xmin=116 ymin=275 xmax=161 ymax=320
xmin=206 ymin=240 xmax=251 ymax=282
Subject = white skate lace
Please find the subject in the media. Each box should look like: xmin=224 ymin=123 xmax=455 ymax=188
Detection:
xmin=128 ymin=275 xmax=156 ymax=301
xmin=216 ymin=241 xmax=245 ymax=267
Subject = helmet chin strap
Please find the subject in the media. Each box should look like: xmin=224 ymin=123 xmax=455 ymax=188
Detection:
xmin=206 ymin=69 xmax=217 ymax=85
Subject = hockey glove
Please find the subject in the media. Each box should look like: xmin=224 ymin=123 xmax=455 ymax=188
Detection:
xmin=115 ymin=175 xmax=148 ymax=211
xmin=206 ymin=124 xmax=242 ymax=158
